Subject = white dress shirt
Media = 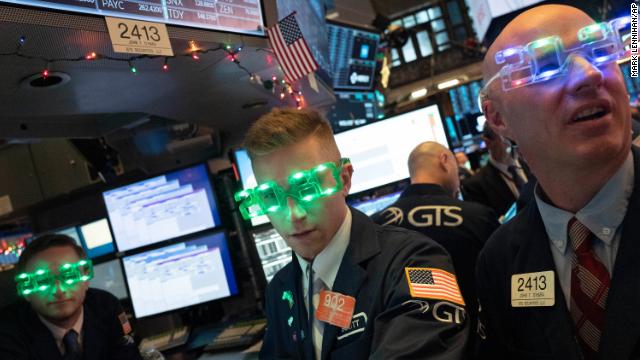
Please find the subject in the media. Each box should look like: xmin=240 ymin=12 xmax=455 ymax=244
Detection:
xmin=38 ymin=308 xmax=84 ymax=355
xmin=296 ymin=208 xmax=352 ymax=360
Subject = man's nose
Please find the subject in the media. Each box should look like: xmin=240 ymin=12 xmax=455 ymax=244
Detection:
xmin=286 ymin=197 xmax=307 ymax=222
xmin=565 ymin=55 xmax=605 ymax=96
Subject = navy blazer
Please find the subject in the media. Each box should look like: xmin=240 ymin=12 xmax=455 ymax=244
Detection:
xmin=260 ymin=208 xmax=469 ymax=359
xmin=476 ymin=147 xmax=640 ymax=359
xmin=0 ymin=288 xmax=142 ymax=360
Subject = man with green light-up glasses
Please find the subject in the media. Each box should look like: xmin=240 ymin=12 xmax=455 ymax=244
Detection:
xmin=235 ymin=158 xmax=350 ymax=220
xmin=0 ymin=234 xmax=142 ymax=359
xmin=476 ymin=4 xmax=639 ymax=360
xmin=246 ymin=108 xmax=468 ymax=359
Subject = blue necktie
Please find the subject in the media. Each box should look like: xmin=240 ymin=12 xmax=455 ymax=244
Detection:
xmin=62 ymin=330 xmax=81 ymax=360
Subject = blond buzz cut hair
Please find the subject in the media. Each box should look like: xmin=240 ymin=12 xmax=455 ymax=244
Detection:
xmin=244 ymin=107 xmax=340 ymax=160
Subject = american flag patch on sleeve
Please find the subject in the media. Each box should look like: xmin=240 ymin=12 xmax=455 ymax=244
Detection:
xmin=404 ymin=267 xmax=465 ymax=306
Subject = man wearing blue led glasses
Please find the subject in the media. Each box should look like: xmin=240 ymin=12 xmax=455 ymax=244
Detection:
xmin=0 ymin=234 xmax=142 ymax=359
xmin=245 ymin=108 xmax=468 ymax=359
xmin=475 ymin=4 xmax=638 ymax=360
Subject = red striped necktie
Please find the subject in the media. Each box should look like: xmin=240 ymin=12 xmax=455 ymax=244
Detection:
xmin=568 ymin=217 xmax=610 ymax=360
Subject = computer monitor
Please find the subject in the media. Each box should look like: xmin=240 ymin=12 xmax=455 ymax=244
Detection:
xmin=0 ymin=231 xmax=32 ymax=267
xmin=327 ymin=21 xmax=381 ymax=90
xmin=122 ymin=231 xmax=238 ymax=318
xmin=92 ymin=259 xmax=128 ymax=300
xmin=335 ymin=104 xmax=448 ymax=194
xmin=328 ymin=91 xmax=384 ymax=133
xmin=233 ymin=149 xmax=270 ymax=227
xmin=447 ymin=80 xmax=487 ymax=153
xmin=78 ymin=219 xmax=115 ymax=259
xmin=251 ymin=227 xmax=291 ymax=282
xmin=103 ymin=164 xmax=222 ymax=252
xmin=54 ymin=227 xmax=82 ymax=246
xmin=348 ymin=191 xmax=403 ymax=216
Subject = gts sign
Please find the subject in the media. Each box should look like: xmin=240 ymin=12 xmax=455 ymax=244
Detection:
xmin=381 ymin=206 xmax=463 ymax=227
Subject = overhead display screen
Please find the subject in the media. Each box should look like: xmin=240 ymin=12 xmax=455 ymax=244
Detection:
xmin=327 ymin=21 xmax=380 ymax=90
xmin=0 ymin=0 xmax=265 ymax=36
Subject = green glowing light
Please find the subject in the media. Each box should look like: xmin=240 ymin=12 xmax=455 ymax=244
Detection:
xmin=292 ymin=172 xmax=304 ymax=179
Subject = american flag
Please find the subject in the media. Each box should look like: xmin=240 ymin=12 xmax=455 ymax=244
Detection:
xmin=405 ymin=268 xmax=465 ymax=306
xmin=267 ymin=12 xmax=318 ymax=82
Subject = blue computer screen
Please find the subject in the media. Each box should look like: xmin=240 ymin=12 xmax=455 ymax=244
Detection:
xmin=122 ymin=231 xmax=238 ymax=318
xmin=234 ymin=149 xmax=270 ymax=227
xmin=0 ymin=231 xmax=32 ymax=266
xmin=103 ymin=164 xmax=222 ymax=252
xmin=79 ymin=219 xmax=116 ymax=259
xmin=348 ymin=191 xmax=402 ymax=216
xmin=329 ymin=91 xmax=384 ymax=133
xmin=327 ymin=22 xmax=381 ymax=90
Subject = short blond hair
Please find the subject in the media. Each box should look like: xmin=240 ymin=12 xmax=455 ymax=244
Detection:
xmin=245 ymin=107 xmax=339 ymax=159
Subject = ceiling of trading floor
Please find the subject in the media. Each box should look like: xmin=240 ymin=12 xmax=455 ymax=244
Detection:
xmin=0 ymin=5 xmax=334 ymax=145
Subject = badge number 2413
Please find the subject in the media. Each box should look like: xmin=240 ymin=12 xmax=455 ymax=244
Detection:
xmin=105 ymin=17 xmax=174 ymax=56
xmin=511 ymin=270 xmax=555 ymax=307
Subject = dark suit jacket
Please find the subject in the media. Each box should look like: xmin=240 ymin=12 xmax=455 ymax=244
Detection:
xmin=462 ymin=162 xmax=517 ymax=216
xmin=370 ymin=184 xmax=500 ymax=342
xmin=476 ymin=147 xmax=640 ymax=359
xmin=260 ymin=208 xmax=469 ymax=359
xmin=0 ymin=288 xmax=142 ymax=360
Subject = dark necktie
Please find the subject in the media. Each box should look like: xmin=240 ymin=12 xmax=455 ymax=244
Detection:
xmin=568 ymin=218 xmax=610 ymax=360
xmin=507 ymin=165 xmax=526 ymax=193
xmin=62 ymin=330 xmax=81 ymax=360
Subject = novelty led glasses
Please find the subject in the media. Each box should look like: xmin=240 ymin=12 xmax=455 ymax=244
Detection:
xmin=482 ymin=16 xmax=631 ymax=96
xmin=15 ymin=259 xmax=94 ymax=296
xmin=234 ymin=158 xmax=350 ymax=220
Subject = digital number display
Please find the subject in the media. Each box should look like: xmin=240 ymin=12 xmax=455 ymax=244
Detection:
xmin=0 ymin=0 xmax=265 ymax=36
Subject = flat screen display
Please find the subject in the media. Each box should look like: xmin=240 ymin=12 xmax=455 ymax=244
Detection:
xmin=0 ymin=231 xmax=32 ymax=266
xmin=234 ymin=149 xmax=270 ymax=227
xmin=92 ymin=259 xmax=128 ymax=300
xmin=55 ymin=227 xmax=83 ymax=246
xmin=251 ymin=227 xmax=290 ymax=282
xmin=329 ymin=91 xmax=384 ymax=133
xmin=79 ymin=219 xmax=116 ymax=258
xmin=335 ymin=104 xmax=448 ymax=194
xmin=0 ymin=0 xmax=264 ymax=36
xmin=122 ymin=231 xmax=238 ymax=318
xmin=348 ymin=191 xmax=402 ymax=216
xmin=327 ymin=22 xmax=381 ymax=90
xmin=103 ymin=163 xmax=221 ymax=252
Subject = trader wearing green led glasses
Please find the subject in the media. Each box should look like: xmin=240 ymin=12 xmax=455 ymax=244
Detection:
xmin=0 ymin=234 xmax=142 ymax=359
xmin=476 ymin=4 xmax=638 ymax=360
xmin=245 ymin=108 xmax=468 ymax=359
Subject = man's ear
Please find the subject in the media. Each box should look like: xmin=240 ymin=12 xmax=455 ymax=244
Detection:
xmin=439 ymin=152 xmax=450 ymax=172
xmin=340 ymin=163 xmax=354 ymax=196
xmin=484 ymin=99 xmax=505 ymax=132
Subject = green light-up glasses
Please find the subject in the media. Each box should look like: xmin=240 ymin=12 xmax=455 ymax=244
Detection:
xmin=234 ymin=158 xmax=350 ymax=220
xmin=15 ymin=259 xmax=94 ymax=296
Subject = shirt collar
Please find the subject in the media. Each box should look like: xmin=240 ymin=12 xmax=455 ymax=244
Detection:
xmin=535 ymin=151 xmax=634 ymax=254
xmin=38 ymin=307 xmax=84 ymax=343
xmin=296 ymin=208 xmax=352 ymax=289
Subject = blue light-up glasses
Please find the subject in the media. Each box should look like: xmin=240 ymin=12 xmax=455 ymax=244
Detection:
xmin=478 ymin=16 xmax=631 ymax=109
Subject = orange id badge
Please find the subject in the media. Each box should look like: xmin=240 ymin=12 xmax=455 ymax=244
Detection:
xmin=316 ymin=290 xmax=356 ymax=329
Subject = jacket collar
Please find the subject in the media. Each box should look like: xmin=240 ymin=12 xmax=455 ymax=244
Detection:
xmin=401 ymin=183 xmax=451 ymax=198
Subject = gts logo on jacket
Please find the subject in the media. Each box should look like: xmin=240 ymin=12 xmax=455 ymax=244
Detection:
xmin=380 ymin=206 xmax=463 ymax=227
